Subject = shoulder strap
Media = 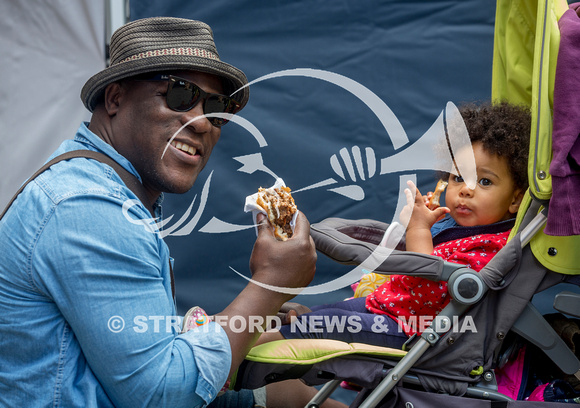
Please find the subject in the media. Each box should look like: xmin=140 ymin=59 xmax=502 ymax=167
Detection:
xmin=0 ymin=150 xmax=154 ymax=219
xmin=0 ymin=150 xmax=175 ymax=300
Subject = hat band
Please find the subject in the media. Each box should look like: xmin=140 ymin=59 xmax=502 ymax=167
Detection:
xmin=118 ymin=47 xmax=219 ymax=64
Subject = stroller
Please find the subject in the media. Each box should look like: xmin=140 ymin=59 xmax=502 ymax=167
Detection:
xmin=234 ymin=212 xmax=580 ymax=407
xmin=233 ymin=0 xmax=580 ymax=406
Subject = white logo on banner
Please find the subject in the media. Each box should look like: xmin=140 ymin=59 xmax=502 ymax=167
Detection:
xmin=122 ymin=68 xmax=477 ymax=295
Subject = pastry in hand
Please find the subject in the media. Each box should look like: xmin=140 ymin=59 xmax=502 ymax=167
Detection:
xmin=256 ymin=186 xmax=297 ymax=241
xmin=427 ymin=179 xmax=448 ymax=210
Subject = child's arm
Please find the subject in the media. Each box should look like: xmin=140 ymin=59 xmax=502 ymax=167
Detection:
xmin=400 ymin=181 xmax=449 ymax=254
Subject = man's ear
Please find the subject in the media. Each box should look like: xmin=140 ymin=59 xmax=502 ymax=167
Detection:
xmin=509 ymin=189 xmax=525 ymax=214
xmin=103 ymin=82 xmax=123 ymax=116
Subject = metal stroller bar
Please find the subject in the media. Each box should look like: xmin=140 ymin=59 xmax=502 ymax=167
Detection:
xmin=356 ymin=300 xmax=472 ymax=407
xmin=519 ymin=208 xmax=548 ymax=247
xmin=306 ymin=381 xmax=342 ymax=408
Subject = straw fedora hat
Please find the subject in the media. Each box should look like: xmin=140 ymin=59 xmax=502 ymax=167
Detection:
xmin=81 ymin=17 xmax=249 ymax=112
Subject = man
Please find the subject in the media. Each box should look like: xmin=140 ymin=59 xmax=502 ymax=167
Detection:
xmin=0 ymin=17 xmax=320 ymax=407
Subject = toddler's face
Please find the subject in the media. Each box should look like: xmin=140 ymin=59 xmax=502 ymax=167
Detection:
xmin=445 ymin=142 xmax=523 ymax=227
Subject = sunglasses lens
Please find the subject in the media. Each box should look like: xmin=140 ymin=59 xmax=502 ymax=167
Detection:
xmin=204 ymin=95 xmax=240 ymax=127
xmin=165 ymin=76 xmax=241 ymax=127
xmin=167 ymin=78 xmax=201 ymax=111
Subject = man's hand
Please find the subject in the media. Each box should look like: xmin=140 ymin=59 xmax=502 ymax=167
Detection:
xmin=215 ymin=211 xmax=316 ymax=376
xmin=276 ymin=302 xmax=312 ymax=326
xmin=249 ymin=211 xmax=316 ymax=300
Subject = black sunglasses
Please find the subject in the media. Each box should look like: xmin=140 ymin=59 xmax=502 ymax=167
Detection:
xmin=140 ymin=74 xmax=241 ymax=127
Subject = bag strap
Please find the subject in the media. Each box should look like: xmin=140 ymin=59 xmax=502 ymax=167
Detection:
xmin=0 ymin=150 xmax=175 ymax=299
xmin=1 ymin=150 xmax=154 ymax=219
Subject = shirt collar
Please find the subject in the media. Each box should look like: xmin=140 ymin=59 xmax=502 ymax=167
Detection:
xmin=75 ymin=122 xmax=165 ymax=212
xmin=75 ymin=122 xmax=142 ymax=182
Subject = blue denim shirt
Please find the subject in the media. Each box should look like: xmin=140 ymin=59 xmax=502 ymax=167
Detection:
xmin=0 ymin=123 xmax=231 ymax=407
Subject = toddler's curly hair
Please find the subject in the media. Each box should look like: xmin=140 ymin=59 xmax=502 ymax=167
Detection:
xmin=458 ymin=101 xmax=531 ymax=192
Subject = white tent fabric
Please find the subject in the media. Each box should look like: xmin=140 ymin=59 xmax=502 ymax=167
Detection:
xmin=0 ymin=0 xmax=105 ymax=209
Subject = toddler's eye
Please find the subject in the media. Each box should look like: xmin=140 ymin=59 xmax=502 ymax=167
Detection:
xmin=453 ymin=175 xmax=464 ymax=183
xmin=479 ymin=178 xmax=492 ymax=186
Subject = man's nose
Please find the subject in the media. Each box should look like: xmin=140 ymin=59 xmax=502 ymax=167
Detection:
xmin=181 ymin=100 xmax=213 ymax=133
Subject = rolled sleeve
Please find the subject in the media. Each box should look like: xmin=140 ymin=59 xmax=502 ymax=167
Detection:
xmin=176 ymin=322 xmax=232 ymax=404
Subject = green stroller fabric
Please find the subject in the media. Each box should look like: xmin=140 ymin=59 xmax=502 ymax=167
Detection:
xmin=492 ymin=0 xmax=580 ymax=274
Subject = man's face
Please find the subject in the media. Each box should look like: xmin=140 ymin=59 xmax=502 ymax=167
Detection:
xmin=109 ymin=70 xmax=224 ymax=198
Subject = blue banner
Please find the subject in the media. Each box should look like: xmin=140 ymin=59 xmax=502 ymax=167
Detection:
xmin=131 ymin=1 xmax=495 ymax=314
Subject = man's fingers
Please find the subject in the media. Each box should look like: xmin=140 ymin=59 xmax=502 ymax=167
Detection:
xmin=256 ymin=211 xmax=309 ymax=240
xmin=289 ymin=211 xmax=310 ymax=239
xmin=277 ymin=302 xmax=312 ymax=325
xmin=281 ymin=310 xmax=298 ymax=325
xmin=256 ymin=212 xmax=267 ymax=224
xmin=280 ymin=301 xmax=312 ymax=315
xmin=255 ymin=212 xmax=274 ymax=236
xmin=276 ymin=310 xmax=298 ymax=326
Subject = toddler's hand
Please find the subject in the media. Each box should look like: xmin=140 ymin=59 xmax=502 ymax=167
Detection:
xmin=400 ymin=181 xmax=449 ymax=231
xmin=424 ymin=191 xmax=434 ymax=207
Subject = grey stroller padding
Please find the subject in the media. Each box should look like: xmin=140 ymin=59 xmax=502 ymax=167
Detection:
xmin=311 ymin=218 xmax=445 ymax=283
xmin=310 ymin=217 xmax=517 ymax=288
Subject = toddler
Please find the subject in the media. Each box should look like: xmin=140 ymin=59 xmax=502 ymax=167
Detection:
xmin=257 ymin=101 xmax=531 ymax=348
